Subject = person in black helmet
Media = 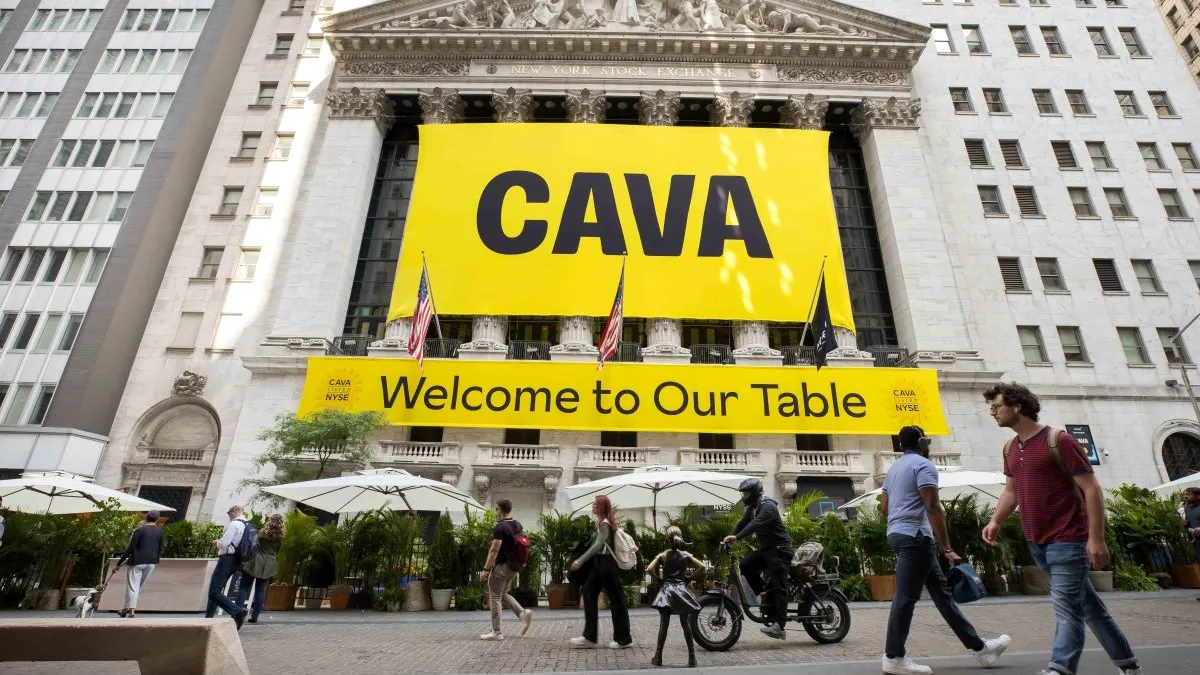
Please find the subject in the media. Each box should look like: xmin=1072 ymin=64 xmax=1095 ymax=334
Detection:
xmin=722 ymin=477 xmax=792 ymax=639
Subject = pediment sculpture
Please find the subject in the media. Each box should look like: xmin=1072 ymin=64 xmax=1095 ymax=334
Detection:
xmin=392 ymin=0 xmax=872 ymax=36
xmin=172 ymin=370 xmax=208 ymax=397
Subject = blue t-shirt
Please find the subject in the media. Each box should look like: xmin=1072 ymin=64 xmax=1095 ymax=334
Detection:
xmin=882 ymin=451 xmax=939 ymax=537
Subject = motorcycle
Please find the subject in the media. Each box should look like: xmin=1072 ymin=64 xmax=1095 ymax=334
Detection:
xmin=689 ymin=542 xmax=851 ymax=651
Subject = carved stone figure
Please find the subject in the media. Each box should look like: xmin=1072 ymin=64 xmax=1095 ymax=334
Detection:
xmin=730 ymin=0 xmax=767 ymax=32
xmin=610 ymin=0 xmax=641 ymax=25
xmin=172 ymin=371 xmax=208 ymax=397
xmin=700 ymin=0 xmax=724 ymax=31
xmin=765 ymin=9 xmax=848 ymax=34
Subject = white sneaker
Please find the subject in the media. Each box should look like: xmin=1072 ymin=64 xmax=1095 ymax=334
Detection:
xmin=608 ymin=641 xmax=632 ymax=649
xmin=882 ymin=655 xmax=933 ymax=675
xmin=480 ymin=630 xmax=504 ymax=641
xmin=569 ymin=636 xmax=597 ymax=648
xmin=520 ymin=609 xmax=533 ymax=636
xmin=974 ymin=634 xmax=1011 ymax=667
xmin=1118 ymin=668 xmax=1143 ymax=675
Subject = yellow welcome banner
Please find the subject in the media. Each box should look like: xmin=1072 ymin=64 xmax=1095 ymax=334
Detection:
xmin=298 ymin=358 xmax=947 ymax=436
xmin=387 ymin=124 xmax=854 ymax=328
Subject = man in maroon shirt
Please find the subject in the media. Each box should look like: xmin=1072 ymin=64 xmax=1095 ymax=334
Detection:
xmin=981 ymin=383 xmax=1140 ymax=675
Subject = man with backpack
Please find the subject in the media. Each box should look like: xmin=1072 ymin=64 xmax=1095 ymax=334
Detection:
xmin=205 ymin=504 xmax=254 ymax=629
xmin=479 ymin=499 xmax=533 ymax=641
xmin=981 ymin=383 xmax=1142 ymax=675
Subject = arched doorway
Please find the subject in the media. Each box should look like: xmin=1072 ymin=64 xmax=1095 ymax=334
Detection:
xmin=1162 ymin=432 xmax=1200 ymax=481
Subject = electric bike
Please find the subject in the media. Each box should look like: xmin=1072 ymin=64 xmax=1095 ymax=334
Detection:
xmin=689 ymin=542 xmax=851 ymax=651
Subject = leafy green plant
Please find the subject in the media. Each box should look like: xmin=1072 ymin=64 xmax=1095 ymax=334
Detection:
xmin=1113 ymin=562 xmax=1160 ymax=592
xmin=428 ymin=512 xmax=461 ymax=589
xmin=784 ymin=490 xmax=826 ymax=546
xmin=312 ymin=519 xmax=354 ymax=589
xmin=382 ymin=585 xmax=406 ymax=608
xmin=349 ymin=509 xmax=422 ymax=591
xmin=454 ymin=583 xmax=485 ymax=611
xmin=1000 ymin=512 xmax=1033 ymax=566
xmin=275 ymin=509 xmax=316 ymax=586
xmin=77 ymin=500 xmax=142 ymax=584
xmin=624 ymin=584 xmax=640 ymax=608
xmin=850 ymin=508 xmax=894 ymax=575
xmin=816 ymin=514 xmax=861 ymax=577
xmin=536 ymin=510 xmax=591 ymax=585
xmin=838 ymin=573 xmax=871 ymax=602
xmin=1107 ymin=484 xmax=1181 ymax=568
xmin=455 ymin=508 xmax=496 ymax=587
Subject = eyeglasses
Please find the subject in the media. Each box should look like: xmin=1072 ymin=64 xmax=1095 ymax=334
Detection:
xmin=988 ymin=404 xmax=1007 ymax=413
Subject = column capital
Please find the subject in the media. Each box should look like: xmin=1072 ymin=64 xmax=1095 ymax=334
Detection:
xmin=850 ymin=96 xmax=922 ymax=141
xmin=637 ymin=89 xmax=682 ymax=126
xmin=418 ymin=87 xmax=464 ymax=124
xmin=492 ymin=87 xmax=535 ymax=122
xmin=710 ymin=91 xmax=755 ymax=127
xmin=326 ymin=87 xmax=395 ymax=134
xmin=781 ymin=94 xmax=829 ymax=130
xmin=565 ymin=89 xmax=606 ymax=123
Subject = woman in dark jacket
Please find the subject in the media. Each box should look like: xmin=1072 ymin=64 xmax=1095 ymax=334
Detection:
xmin=567 ymin=495 xmax=633 ymax=649
xmin=236 ymin=513 xmax=284 ymax=623
xmin=117 ymin=510 xmax=164 ymax=618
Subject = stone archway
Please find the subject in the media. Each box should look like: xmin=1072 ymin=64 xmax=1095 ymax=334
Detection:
xmin=121 ymin=397 xmax=222 ymax=521
xmin=1162 ymin=432 xmax=1200 ymax=482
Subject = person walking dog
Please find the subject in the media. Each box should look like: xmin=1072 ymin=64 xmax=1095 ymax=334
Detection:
xmin=115 ymin=510 xmax=164 ymax=618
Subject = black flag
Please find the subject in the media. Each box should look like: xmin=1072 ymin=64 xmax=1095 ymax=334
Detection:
xmin=811 ymin=271 xmax=839 ymax=370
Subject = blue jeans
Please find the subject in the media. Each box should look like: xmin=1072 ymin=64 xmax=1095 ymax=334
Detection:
xmin=205 ymin=554 xmax=245 ymax=618
xmin=885 ymin=533 xmax=985 ymax=658
xmin=235 ymin=571 xmax=270 ymax=620
xmin=1029 ymin=542 xmax=1137 ymax=674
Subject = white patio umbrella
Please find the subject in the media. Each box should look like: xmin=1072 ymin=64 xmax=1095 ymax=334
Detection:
xmin=0 ymin=473 xmax=173 ymax=514
xmin=566 ymin=466 xmax=754 ymax=529
xmin=1152 ymin=471 xmax=1200 ymax=497
xmin=840 ymin=469 xmax=1009 ymax=511
xmin=262 ymin=468 xmax=486 ymax=514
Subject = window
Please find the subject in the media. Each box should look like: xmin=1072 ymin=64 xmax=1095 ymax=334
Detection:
xmin=1018 ymin=326 xmax=1049 ymax=363
xmin=964 ymin=25 xmax=987 ymax=53
xmin=271 ymin=134 xmax=293 ymax=160
xmin=1149 ymin=92 xmax=1176 ymax=117
xmin=1033 ymin=89 xmax=1058 ymax=114
xmin=287 ymin=83 xmax=309 ymax=107
xmin=252 ymin=188 xmax=278 ymax=217
xmin=302 ymin=35 xmax=323 ymax=58
xmin=1104 ymin=188 xmax=1132 ymax=218
xmin=28 ymin=385 xmax=55 ymax=424
xmin=1037 ymin=257 xmax=1067 ymax=291
xmin=998 ymin=257 xmax=1028 ymax=291
xmin=1065 ymin=90 xmax=1091 ymax=115
xmin=1058 ymin=327 xmax=1089 ymax=363
xmin=11 ymin=314 xmax=39 ymax=349
xmin=1173 ymin=144 xmax=1198 ymax=171
xmin=1052 ymin=141 xmax=1079 ymax=169
xmin=1167 ymin=8 xmax=1182 ymax=31
xmin=983 ymin=88 xmax=1007 ymax=113
xmin=999 ymin=140 xmax=1026 ymax=168
xmin=109 ymin=193 xmax=132 ymax=221
xmin=1089 ymin=28 xmax=1114 ymax=56
xmin=0 ymin=313 xmax=15 ymax=347
xmin=1139 ymin=143 xmax=1164 ymax=170
xmin=33 ymin=314 xmax=61 ymax=351
xmin=272 ymin=35 xmax=293 ymax=57
xmin=84 ymin=250 xmax=108 ymax=284
xmin=1041 ymin=26 xmax=1066 ymax=55
xmin=1160 ymin=328 xmax=1191 ymax=365
xmin=171 ymin=312 xmax=203 ymax=349
xmin=1117 ymin=28 xmax=1145 ymax=57
xmin=1013 ymin=186 xmax=1042 ymax=216
xmin=1160 ymin=190 xmax=1188 ymax=219
xmin=1068 ymin=187 xmax=1096 ymax=217
xmin=152 ymin=94 xmax=173 ymax=118
xmin=62 ymin=251 xmax=87 ymax=283
xmin=1105 ymin=0 xmax=1124 ymax=6
xmin=255 ymin=82 xmax=277 ymax=106
xmin=212 ymin=313 xmax=243 ymax=350
xmin=964 ymin=139 xmax=990 ymax=167
xmin=979 ymin=186 xmax=1005 ymax=215
xmin=1115 ymin=91 xmax=1140 ymax=116
xmin=1184 ymin=36 xmax=1198 ymax=62
xmin=1118 ymin=327 xmax=1149 ymax=364
xmin=1191 ymin=261 xmax=1200 ymax=292
xmin=57 ymin=314 xmax=83 ymax=351
xmin=2 ymin=384 xmax=32 ymax=424
xmin=1085 ymin=142 xmax=1113 ymax=169
xmin=1011 ymin=26 xmax=1036 ymax=55
xmin=1132 ymin=259 xmax=1163 ymax=293
xmin=19 ymin=250 xmax=44 ymax=283
xmin=318 ymin=0 xmax=336 ymax=10
xmin=698 ymin=433 xmax=734 ymax=450
xmin=219 ymin=188 xmax=242 ymax=216
xmin=234 ymin=249 xmax=260 ymax=281
xmin=197 ymin=248 xmax=222 ymax=279
xmin=236 ymin=133 xmax=260 ymax=159
xmin=0 ymin=250 xmax=21 ymax=281
xmin=1094 ymin=258 xmax=1124 ymax=292
xmin=42 ymin=250 xmax=66 ymax=282
xmin=289 ymin=0 xmax=307 ymax=10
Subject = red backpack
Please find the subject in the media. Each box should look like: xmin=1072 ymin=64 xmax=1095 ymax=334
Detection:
xmin=506 ymin=520 xmax=531 ymax=572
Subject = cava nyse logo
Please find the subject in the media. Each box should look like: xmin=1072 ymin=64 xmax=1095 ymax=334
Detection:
xmin=322 ymin=369 xmax=361 ymax=410
xmin=888 ymin=378 xmax=927 ymax=427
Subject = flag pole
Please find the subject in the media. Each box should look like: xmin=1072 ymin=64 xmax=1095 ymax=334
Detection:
xmin=797 ymin=255 xmax=829 ymax=350
xmin=421 ymin=251 xmax=443 ymax=339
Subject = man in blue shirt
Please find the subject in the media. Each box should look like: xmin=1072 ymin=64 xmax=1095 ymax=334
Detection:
xmin=879 ymin=426 xmax=1010 ymax=675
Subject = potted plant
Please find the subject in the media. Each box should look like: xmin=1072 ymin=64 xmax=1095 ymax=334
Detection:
xmin=314 ymin=519 xmax=354 ymax=610
xmin=537 ymin=511 xmax=586 ymax=609
xmin=383 ymin=585 xmax=406 ymax=612
xmin=428 ymin=512 xmax=460 ymax=611
xmin=454 ymin=583 xmax=485 ymax=611
xmin=266 ymin=509 xmax=314 ymax=611
xmin=851 ymin=509 xmax=895 ymax=601
xmin=816 ymin=513 xmax=862 ymax=579
xmin=513 ymin=545 xmax=542 ymax=609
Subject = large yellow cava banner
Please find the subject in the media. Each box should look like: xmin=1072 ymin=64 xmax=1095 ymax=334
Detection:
xmin=299 ymin=358 xmax=947 ymax=436
xmin=387 ymin=124 xmax=854 ymax=328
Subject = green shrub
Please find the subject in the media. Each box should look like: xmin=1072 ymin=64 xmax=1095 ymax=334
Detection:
xmin=838 ymin=573 xmax=871 ymax=602
xmin=850 ymin=509 xmax=894 ymax=575
xmin=455 ymin=583 xmax=485 ymax=611
xmin=428 ymin=512 xmax=461 ymax=589
xmin=816 ymin=514 xmax=861 ymax=577
xmin=1113 ymin=562 xmax=1160 ymax=592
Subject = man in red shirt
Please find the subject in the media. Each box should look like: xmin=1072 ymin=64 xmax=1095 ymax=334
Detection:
xmin=981 ymin=383 xmax=1141 ymax=675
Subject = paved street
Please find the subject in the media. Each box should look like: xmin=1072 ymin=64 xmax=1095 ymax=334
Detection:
xmin=2 ymin=591 xmax=1198 ymax=674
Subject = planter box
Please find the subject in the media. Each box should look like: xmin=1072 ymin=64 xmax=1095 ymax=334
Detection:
xmin=981 ymin=573 xmax=1009 ymax=597
xmin=1088 ymin=570 xmax=1114 ymax=592
xmin=264 ymin=584 xmax=297 ymax=611
xmin=404 ymin=579 xmax=431 ymax=611
xmin=512 ymin=588 xmax=538 ymax=608
xmin=1172 ymin=563 xmax=1200 ymax=589
xmin=303 ymin=588 xmax=326 ymax=610
xmin=867 ymin=574 xmax=895 ymax=602
xmin=430 ymin=588 xmax=453 ymax=611
xmin=329 ymin=586 xmax=352 ymax=611
xmin=1020 ymin=565 xmax=1051 ymax=595
xmin=546 ymin=583 xmax=569 ymax=609
xmin=98 ymin=558 xmax=218 ymax=613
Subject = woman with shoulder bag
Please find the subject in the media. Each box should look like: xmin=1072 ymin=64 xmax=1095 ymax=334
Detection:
xmin=236 ymin=514 xmax=284 ymax=623
xmin=567 ymin=495 xmax=633 ymax=649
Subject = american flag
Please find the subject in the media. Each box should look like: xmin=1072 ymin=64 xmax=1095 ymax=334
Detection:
xmin=597 ymin=261 xmax=625 ymax=370
xmin=407 ymin=266 xmax=435 ymax=368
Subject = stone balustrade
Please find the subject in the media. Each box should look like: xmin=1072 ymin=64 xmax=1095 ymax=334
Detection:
xmin=476 ymin=443 xmax=561 ymax=466
xmin=778 ymin=450 xmax=867 ymax=475
xmin=677 ymin=448 xmax=765 ymax=474
xmin=145 ymin=448 xmax=207 ymax=463
xmin=378 ymin=441 xmax=461 ymax=463
xmin=576 ymin=445 xmax=662 ymax=471
xmin=874 ymin=451 xmax=964 ymax=475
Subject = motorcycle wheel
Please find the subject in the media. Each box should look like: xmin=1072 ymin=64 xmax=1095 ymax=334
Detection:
xmin=690 ymin=594 xmax=742 ymax=652
xmin=801 ymin=592 xmax=851 ymax=644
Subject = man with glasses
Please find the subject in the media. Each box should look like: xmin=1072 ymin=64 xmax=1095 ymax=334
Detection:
xmin=205 ymin=505 xmax=249 ymax=628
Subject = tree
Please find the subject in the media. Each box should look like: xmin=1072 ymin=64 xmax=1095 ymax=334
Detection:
xmin=239 ymin=408 xmax=388 ymax=506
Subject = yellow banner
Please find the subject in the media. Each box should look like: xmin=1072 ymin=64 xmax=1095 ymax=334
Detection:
xmin=387 ymin=124 xmax=854 ymax=327
xmin=299 ymin=358 xmax=947 ymax=436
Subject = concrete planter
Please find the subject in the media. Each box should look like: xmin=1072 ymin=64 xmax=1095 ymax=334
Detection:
xmin=430 ymin=588 xmax=454 ymax=611
xmin=404 ymin=579 xmax=431 ymax=611
xmin=98 ymin=558 xmax=218 ymax=613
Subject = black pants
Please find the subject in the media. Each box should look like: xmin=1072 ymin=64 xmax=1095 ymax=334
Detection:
xmin=740 ymin=547 xmax=790 ymax=629
xmin=205 ymin=554 xmax=244 ymax=618
xmin=582 ymin=554 xmax=632 ymax=645
xmin=885 ymin=533 xmax=984 ymax=659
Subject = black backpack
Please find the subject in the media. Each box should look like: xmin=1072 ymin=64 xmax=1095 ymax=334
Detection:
xmin=235 ymin=521 xmax=260 ymax=561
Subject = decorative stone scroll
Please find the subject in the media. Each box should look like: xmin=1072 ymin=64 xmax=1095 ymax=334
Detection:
xmin=172 ymin=371 xmax=208 ymax=397
xmin=565 ymin=88 xmax=606 ymax=123
xmin=491 ymin=87 xmax=535 ymax=122
xmin=339 ymin=60 xmax=469 ymax=77
xmin=419 ymin=88 xmax=464 ymax=123
xmin=850 ymin=96 xmax=922 ymax=140
xmin=710 ymin=91 xmax=754 ymax=127
xmin=777 ymin=68 xmax=906 ymax=85
xmin=325 ymin=87 xmax=396 ymax=134
xmin=780 ymin=93 xmax=828 ymax=130
xmin=636 ymin=90 xmax=681 ymax=126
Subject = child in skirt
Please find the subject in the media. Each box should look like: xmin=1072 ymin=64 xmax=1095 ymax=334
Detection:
xmin=645 ymin=526 xmax=706 ymax=667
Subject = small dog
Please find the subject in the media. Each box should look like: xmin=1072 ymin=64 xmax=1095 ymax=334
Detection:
xmin=72 ymin=587 xmax=101 ymax=618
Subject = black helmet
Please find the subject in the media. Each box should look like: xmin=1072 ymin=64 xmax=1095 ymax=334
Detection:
xmin=738 ymin=477 xmax=763 ymax=506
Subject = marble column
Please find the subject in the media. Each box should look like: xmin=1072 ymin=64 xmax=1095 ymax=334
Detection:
xmin=456 ymin=88 xmax=536 ymax=360
xmin=635 ymin=90 xmax=692 ymax=365
xmin=564 ymin=88 xmax=606 ymax=123
xmin=851 ymin=96 xmax=972 ymax=352
xmin=265 ymin=87 xmax=394 ymax=350
xmin=781 ymin=94 xmax=829 ymax=130
xmin=709 ymin=91 xmax=755 ymax=127
xmin=369 ymin=89 xmax=464 ymax=358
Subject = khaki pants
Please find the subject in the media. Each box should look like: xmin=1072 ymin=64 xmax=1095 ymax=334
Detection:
xmin=124 ymin=564 xmax=155 ymax=609
xmin=488 ymin=563 xmax=523 ymax=632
